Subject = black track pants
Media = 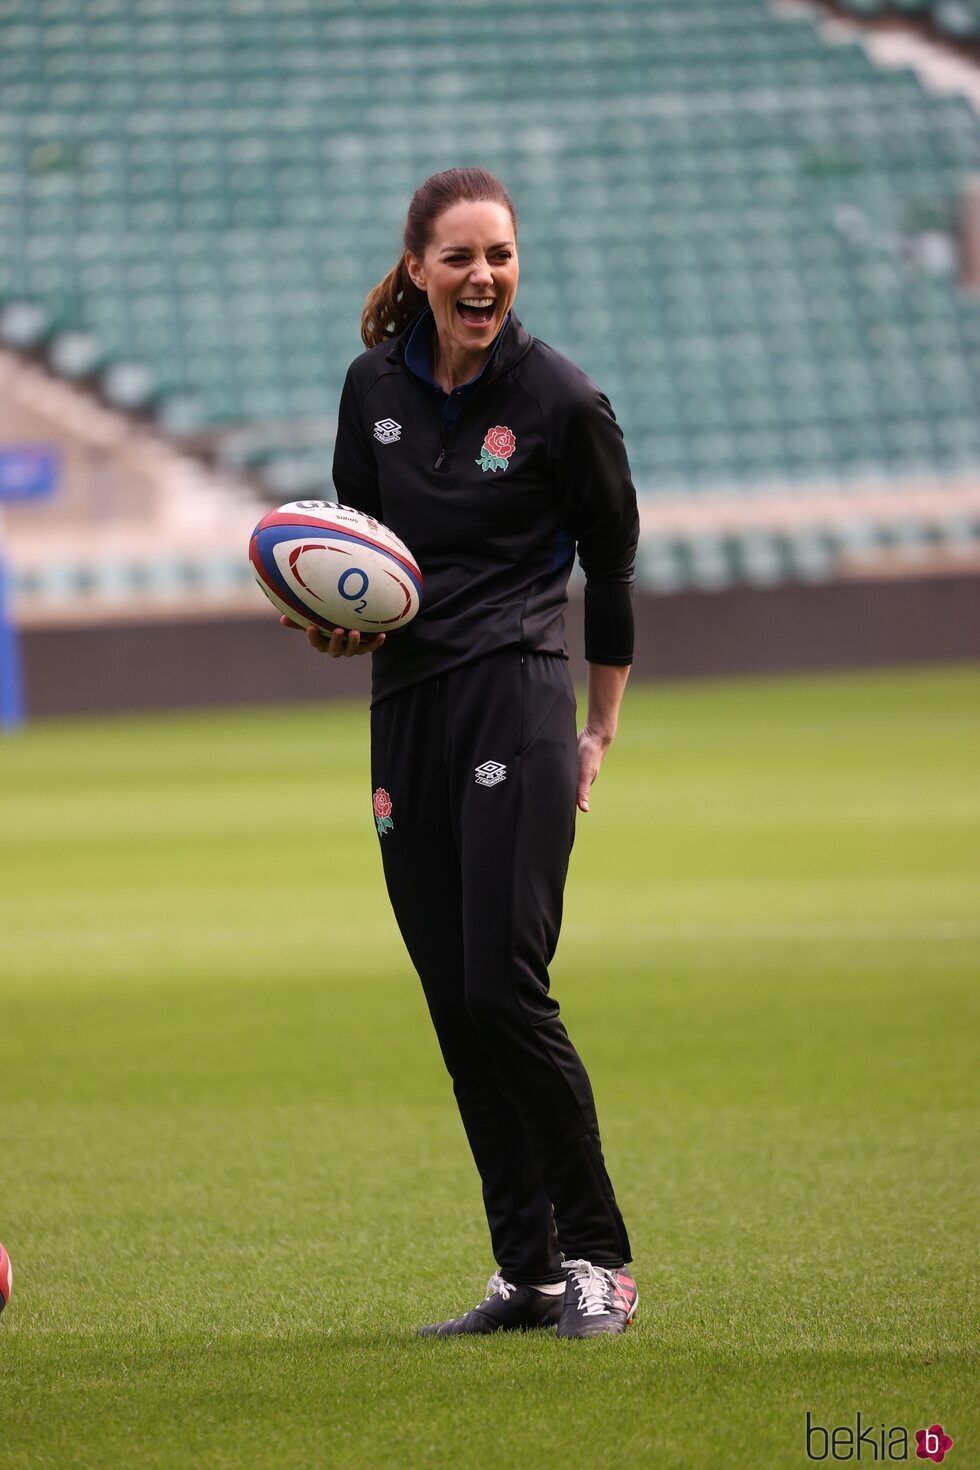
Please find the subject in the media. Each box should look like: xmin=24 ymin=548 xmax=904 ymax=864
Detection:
xmin=370 ymin=648 xmax=631 ymax=1285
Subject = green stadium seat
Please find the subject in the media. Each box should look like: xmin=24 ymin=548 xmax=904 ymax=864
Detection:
xmin=932 ymin=1 xmax=980 ymax=38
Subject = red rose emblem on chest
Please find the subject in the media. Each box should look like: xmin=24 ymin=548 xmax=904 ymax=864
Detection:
xmin=476 ymin=425 xmax=517 ymax=473
xmin=485 ymin=426 xmax=516 ymax=459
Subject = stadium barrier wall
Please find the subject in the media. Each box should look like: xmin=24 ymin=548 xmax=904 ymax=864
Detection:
xmin=17 ymin=575 xmax=980 ymax=719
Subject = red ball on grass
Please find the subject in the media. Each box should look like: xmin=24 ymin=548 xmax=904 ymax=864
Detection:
xmin=0 ymin=1242 xmax=12 ymax=1312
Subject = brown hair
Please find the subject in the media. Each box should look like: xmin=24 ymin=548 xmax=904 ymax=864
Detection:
xmin=360 ymin=167 xmax=517 ymax=350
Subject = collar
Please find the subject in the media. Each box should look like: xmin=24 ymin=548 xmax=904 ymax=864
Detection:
xmin=388 ymin=308 xmax=533 ymax=385
xmin=402 ymin=307 xmax=509 ymax=394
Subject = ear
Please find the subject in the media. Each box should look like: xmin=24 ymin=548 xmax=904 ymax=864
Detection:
xmin=404 ymin=251 xmax=426 ymax=293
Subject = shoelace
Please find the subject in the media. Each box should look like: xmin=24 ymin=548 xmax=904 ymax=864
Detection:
xmin=563 ymin=1258 xmax=617 ymax=1317
xmin=484 ymin=1272 xmax=517 ymax=1303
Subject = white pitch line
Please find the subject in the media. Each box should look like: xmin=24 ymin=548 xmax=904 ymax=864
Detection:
xmin=563 ymin=921 xmax=980 ymax=942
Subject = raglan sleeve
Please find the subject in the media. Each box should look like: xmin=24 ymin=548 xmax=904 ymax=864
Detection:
xmin=556 ymin=383 xmax=640 ymax=666
xmin=331 ymin=363 xmax=383 ymax=520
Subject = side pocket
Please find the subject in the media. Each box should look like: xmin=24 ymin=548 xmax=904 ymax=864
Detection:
xmin=518 ymin=654 xmax=576 ymax=757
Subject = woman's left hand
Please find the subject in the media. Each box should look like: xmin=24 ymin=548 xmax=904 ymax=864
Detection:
xmin=576 ymin=726 xmax=613 ymax=813
xmin=577 ymin=662 xmax=630 ymax=813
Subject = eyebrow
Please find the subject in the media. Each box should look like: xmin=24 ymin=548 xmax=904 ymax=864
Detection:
xmin=439 ymin=241 xmax=514 ymax=253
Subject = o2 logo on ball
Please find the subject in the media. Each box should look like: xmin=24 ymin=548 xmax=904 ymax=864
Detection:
xmin=337 ymin=566 xmax=369 ymax=616
xmin=286 ymin=545 xmax=376 ymax=620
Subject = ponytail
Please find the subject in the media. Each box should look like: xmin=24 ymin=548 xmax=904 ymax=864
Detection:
xmin=360 ymin=167 xmax=517 ymax=352
xmin=360 ymin=258 xmax=427 ymax=350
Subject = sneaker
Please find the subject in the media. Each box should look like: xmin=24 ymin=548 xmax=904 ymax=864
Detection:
xmin=417 ymin=1272 xmax=564 ymax=1337
xmin=556 ymin=1259 xmax=638 ymax=1338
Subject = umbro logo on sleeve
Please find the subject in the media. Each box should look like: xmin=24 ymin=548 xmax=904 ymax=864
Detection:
xmin=373 ymin=418 xmax=402 ymax=445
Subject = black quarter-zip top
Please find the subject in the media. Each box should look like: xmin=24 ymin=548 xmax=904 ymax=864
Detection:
xmin=331 ymin=312 xmax=640 ymax=705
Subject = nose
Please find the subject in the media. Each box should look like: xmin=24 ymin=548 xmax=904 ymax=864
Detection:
xmin=469 ymin=258 xmax=494 ymax=289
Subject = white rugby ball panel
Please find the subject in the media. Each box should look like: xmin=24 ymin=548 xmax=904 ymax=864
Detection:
xmin=271 ymin=536 xmax=419 ymax=629
xmin=278 ymin=501 xmax=419 ymax=569
xmin=249 ymin=569 xmax=329 ymax=632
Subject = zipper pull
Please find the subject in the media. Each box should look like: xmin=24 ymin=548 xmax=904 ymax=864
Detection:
xmin=434 ymin=450 xmax=446 ymax=471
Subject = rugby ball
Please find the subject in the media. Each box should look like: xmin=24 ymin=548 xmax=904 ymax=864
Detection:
xmin=249 ymin=500 xmax=422 ymax=635
xmin=0 ymin=1242 xmax=11 ymax=1312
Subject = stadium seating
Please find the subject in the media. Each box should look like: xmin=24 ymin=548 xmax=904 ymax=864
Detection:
xmin=837 ymin=1 xmax=980 ymax=41
xmin=2 ymin=0 xmax=980 ymax=596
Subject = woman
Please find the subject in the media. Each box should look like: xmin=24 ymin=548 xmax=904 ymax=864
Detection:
xmin=284 ymin=168 xmax=639 ymax=1339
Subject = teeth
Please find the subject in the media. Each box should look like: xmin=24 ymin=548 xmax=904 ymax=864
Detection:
xmin=460 ymin=298 xmax=494 ymax=308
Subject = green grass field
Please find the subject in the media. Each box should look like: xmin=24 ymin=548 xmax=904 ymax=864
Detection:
xmin=0 ymin=664 xmax=976 ymax=1469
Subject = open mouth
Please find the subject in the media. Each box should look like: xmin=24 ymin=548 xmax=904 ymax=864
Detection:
xmin=455 ymin=297 xmax=495 ymax=327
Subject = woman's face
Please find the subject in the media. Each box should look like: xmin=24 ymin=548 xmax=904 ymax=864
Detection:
xmin=406 ymin=199 xmax=519 ymax=360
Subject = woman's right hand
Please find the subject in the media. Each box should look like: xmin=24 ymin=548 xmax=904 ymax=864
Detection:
xmin=279 ymin=615 xmax=385 ymax=657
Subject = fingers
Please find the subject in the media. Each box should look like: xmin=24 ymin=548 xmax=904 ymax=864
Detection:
xmin=279 ymin=615 xmax=385 ymax=657
xmin=357 ymin=633 xmax=386 ymax=655
xmin=311 ymin=625 xmax=389 ymax=657
xmin=577 ymin=730 xmax=610 ymax=813
xmin=308 ymin=625 xmax=336 ymax=654
xmin=325 ymin=627 xmax=358 ymax=657
xmin=577 ymin=754 xmax=597 ymax=813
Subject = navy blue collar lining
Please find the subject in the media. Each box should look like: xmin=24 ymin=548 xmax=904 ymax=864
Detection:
xmin=402 ymin=308 xmax=511 ymax=398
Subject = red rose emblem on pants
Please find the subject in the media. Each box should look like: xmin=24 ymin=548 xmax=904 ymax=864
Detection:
xmin=373 ymin=788 xmax=392 ymax=820
xmin=373 ymin=787 xmax=394 ymax=835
